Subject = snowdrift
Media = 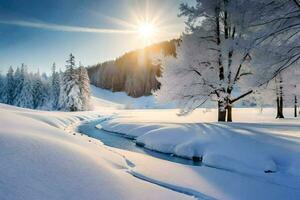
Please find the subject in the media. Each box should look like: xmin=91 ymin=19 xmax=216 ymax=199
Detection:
xmin=0 ymin=104 xmax=191 ymax=200
xmin=101 ymin=108 xmax=300 ymax=177
xmin=1 ymin=104 xmax=300 ymax=200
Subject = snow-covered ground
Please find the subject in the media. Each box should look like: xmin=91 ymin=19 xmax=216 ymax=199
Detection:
xmin=1 ymin=87 xmax=300 ymax=200
xmin=0 ymin=104 xmax=192 ymax=200
xmin=101 ymin=108 xmax=300 ymax=188
xmin=91 ymin=85 xmax=174 ymax=109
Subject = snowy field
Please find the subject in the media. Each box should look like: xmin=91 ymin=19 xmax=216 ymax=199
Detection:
xmin=91 ymin=85 xmax=175 ymax=109
xmin=0 ymin=87 xmax=300 ymax=200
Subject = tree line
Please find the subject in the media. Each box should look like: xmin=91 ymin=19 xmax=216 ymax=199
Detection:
xmin=0 ymin=54 xmax=91 ymax=111
xmin=87 ymin=40 xmax=177 ymax=97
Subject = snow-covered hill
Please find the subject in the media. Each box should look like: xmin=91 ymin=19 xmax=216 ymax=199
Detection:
xmin=91 ymin=85 xmax=174 ymax=109
xmin=0 ymin=104 xmax=192 ymax=200
xmin=0 ymin=92 xmax=300 ymax=200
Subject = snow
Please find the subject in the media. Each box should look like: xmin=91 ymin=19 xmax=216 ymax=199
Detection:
xmin=1 ymin=89 xmax=300 ymax=200
xmin=101 ymin=108 xmax=300 ymax=182
xmin=120 ymin=149 xmax=300 ymax=200
xmin=91 ymin=85 xmax=174 ymax=109
xmin=0 ymin=104 xmax=191 ymax=200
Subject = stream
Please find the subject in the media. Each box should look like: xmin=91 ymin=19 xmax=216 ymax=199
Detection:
xmin=78 ymin=119 xmax=201 ymax=166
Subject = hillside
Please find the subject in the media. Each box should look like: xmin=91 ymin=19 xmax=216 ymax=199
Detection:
xmin=87 ymin=40 xmax=178 ymax=98
xmin=90 ymin=85 xmax=175 ymax=110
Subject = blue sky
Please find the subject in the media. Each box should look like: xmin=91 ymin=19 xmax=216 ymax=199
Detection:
xmin=0 ymin=0 xmax=188 ymax=73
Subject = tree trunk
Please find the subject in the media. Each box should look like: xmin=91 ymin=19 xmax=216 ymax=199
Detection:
xmin=276 ymin=97 xmax=284 ymax=119
xmin=227 ymin=105 xmax=232 ymax=122
xmin=275 ymin=74 xmax=284 ymax=119
xmin=279 ymin=88 xmax=284 ymax=118
xmin=295 ymin=96 xmax=298 ymax=118
xmin=218 ymin=101 xmax=226 ymax=121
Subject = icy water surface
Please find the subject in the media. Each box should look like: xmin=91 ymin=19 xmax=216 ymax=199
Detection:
xmin=78 ymin=119 xmax=200 ymax=166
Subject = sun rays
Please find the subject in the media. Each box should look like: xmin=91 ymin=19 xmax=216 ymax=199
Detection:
xmin=0 ymin=0 xmax=183 ymax=48
xmin=102 ymin=0 xmax=183 ymax=46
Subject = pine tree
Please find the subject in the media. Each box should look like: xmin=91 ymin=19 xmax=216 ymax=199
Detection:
xmin=4 ymin=66 xmax=15 ymax=105
xmin=78 ymin=64 xmax=91 ymax=110
xmin=13 ymin=65 xmax=26 ymax=105
xmin=0 ymin=74 xmax=5 ymax=103
xmin=40 ymin=73 xmax=52 ymax=109
xmin=59 ymin=54 xmax=82 ymax=111
xmin=15 ymin=70 xmax=34 ymax=109
xmin=50 ymin=63 xmax=61 ymax=109
xmin=32 ymin=71 xmax=44 ymax=109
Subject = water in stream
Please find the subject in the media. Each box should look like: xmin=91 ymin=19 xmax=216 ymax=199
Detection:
xmin=78 ymin=119 xmax=201 ymax=166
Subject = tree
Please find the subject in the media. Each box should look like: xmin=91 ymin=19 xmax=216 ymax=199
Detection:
xmin=50 ymin=63 xmax=61 ymax=109
xmin=156 ymin=0 xmax=299 ymax=121
xmin=252 ymin=64 xmax=299 ymax=119
xmin=87 ymin=40 xmax=176 ymax=97
xmin=0 ymin=62 xmax=93 ymax=111
xmin=281 ymin=66 xmax=300 ymax=117
xmin=15 ymin=70 xmax=34 ymax=109
xmin=59 ymin=54 xmax=82 ymax=111
xmin=0 ymin=74 xmax=5 ymax=103
xmin=40 ymin=72 xmax=52 ymax=109
xmin=78 ymin=64 xmax=91 ymax=111
xmin=13 ymin=65 xmax=25 ymax=105
xmin=4 ymin=67 xmax=15 ymax=105
xmin=275 ymin=74 xmax=285 ymax=118
xmin=156 ymin=0 xmax=267 ymax=121
xmin=252 ymin=0 xmax=300 ymax=78
xmin=32 ymin=71 xmax=45 ymax=109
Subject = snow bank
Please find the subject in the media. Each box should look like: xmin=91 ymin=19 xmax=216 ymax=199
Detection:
xmin=120 ymin=149 xmax=300 ymax=200
xmin=101 ymin=108 xmax=300 ymax=177
xmin=0 ymin=104 xmax=192 ymax=200
xmin=2 ymin=103 xmax=300 ymax=200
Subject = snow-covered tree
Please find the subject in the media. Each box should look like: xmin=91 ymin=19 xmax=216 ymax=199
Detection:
xmin=281 ymin=66 xmax=300 ymax=117
xmin=13 ymin=65 xmax=26 ymax=105
xmin=50 ymin=63 xmax=61 ymax=110
xmin=155 ymin=0 xmax=299 ymax=122
xmin=32 ymin=71 xmax=45 ymax=109
xmin=59 ymin=54 xmax=82 ymax=111
xmin=40 ymin=73 xmax=52 ymax=110
xmin=156 ymin=0 xmax=261 ymax=121
xmin=275 ymin=74 xmax=284 ymax=119
xmin=0 ymin=74 xmax=5 ymax=103
xmin=252 ymin=0 xmax=300 ymax=76
xmin=251 ymin=65 xmax=300 ymax=119
xmin=0 ymin=62 xmax=91 ymax=111
xmin=78 ymin=64 xmax=91 ymax=110
xmin=3 ymin=67 xmax=15 ymax=105
xmin=15 ymin=70 xmax=34 ymax=109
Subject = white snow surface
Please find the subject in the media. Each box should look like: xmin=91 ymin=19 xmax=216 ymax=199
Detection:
xmin=1 ymin=87 xmax=300 ymax=200
xmin=0 ymin=104 xmax=191 ymax=200
xmin=101 ymin=108 xmax=300 ymax=195
xmin=91 ymin=85 xmax=174 ymax=109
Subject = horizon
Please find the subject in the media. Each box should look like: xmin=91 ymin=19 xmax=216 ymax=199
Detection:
xmin=0 ymin=0 xmax=189 ymax=74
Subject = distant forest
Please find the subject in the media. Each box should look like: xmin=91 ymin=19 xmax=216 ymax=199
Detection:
xmin=87 ymin=40 xmax=178 ymax=97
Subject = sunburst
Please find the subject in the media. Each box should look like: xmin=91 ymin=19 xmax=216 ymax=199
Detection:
xmin=101 ymin=0 xmax=182 ymax=47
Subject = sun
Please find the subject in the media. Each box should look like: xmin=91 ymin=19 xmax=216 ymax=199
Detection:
xmin=138 ymin=23 xmax=156 ymax=38
xmin=136 ymin=22 xmax=158 ymax=44
xmin=102 ymin=2 xmax=183 ymax=47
